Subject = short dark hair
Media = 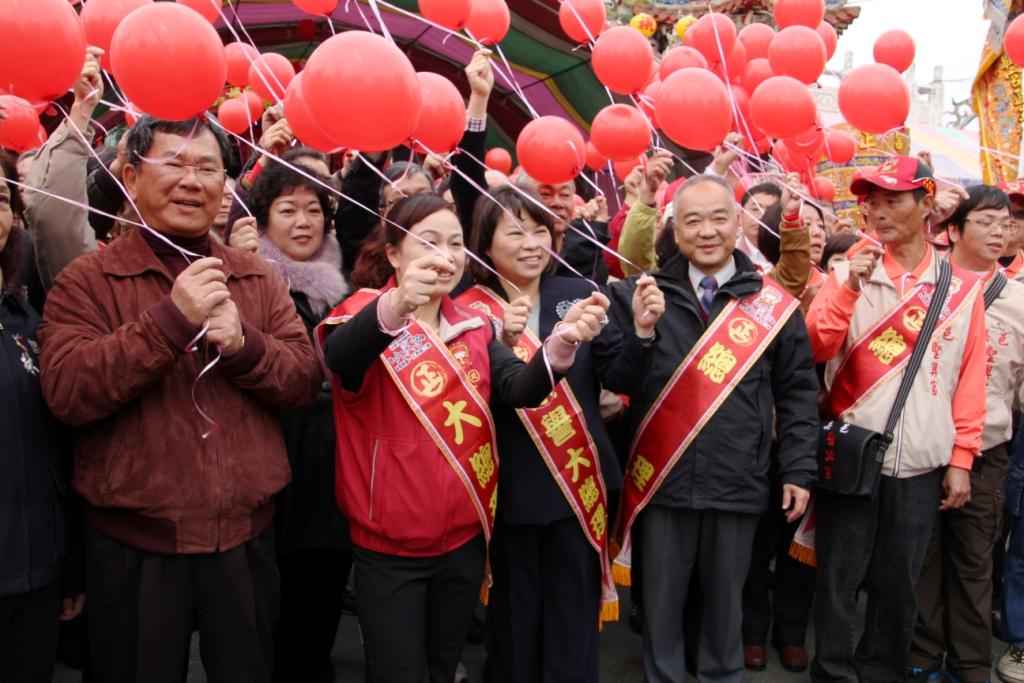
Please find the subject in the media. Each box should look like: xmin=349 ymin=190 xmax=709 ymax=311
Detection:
xmin=740 ymin=182 xmax=782 ymax=209
xmin=125 ymin=115 xmax=232 ymax=168
xmin=757 ymin=201 xmax=825 ymax=266
xmin=469 ymin=186 xmax=557 ymax=283
xmin=281 ymin=146 xmax=328 ymax=169
xmin=378 ymin=161 xmax=436 ymax=209
xmin=946 ymin=184 xmax=1011 ymax=249
xmin=248 ymin=163 xmax=335 ymax=235
xmin=820 ymin=231 xmax=857 ymax=270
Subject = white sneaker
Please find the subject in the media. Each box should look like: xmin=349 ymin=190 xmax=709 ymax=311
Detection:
xmin=998 ymin=645 xmax=1024 ymax=683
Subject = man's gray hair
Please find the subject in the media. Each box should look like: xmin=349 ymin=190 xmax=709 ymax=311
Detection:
xmin=673 ymin=173 xmax=736 ymax=215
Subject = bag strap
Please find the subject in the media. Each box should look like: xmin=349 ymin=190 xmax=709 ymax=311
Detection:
xmin=985 ymin=270 xmax=1008 ymax=309
xmin=882 ymin=258 xmax=953 ymax=441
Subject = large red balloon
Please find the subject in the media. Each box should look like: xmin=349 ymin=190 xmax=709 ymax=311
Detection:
xmin=816 ymin=21 xmax=837 ymax=60
xmin=768 ymin=26 xmax=826 ymax=84
xmin=773 ymin=0 xmax=825 ymax=29
xmin=293 ymin=0 xmax=339 ymax=15
xmin=0 ymin=95 xmax=41 ymax=152
xmin=749 ymin=75 xmax=817 ymax=139
xmin=110 ymin=3 xmax=226 ymax=121
xmin=585 ymin=141 xmax=608 ymax=171
xmin=247 ymin=53 xmax=295 ymax=103
xmin=773 ymin=140 xmax=813 ymax=176
xmin=838 ymin=63 xmax=910 ymax=135
xmin=225 ymin=43 xmax=260 ymax=87
xmin=873 ymin=30 xmax=915 ymax=73
xmin=638 ymin=80 xmax=661 ymax=129
xmin=465 ymin=0 xmax=510 ymax=45
xmin=516 ymin=117 xmax=586 ymax=185
xmin=0 ymin=0 xmax=86 ymax=103
xmin=303 ymin=32 xmax=421 ymax=152
xmin=656 ymin=67 xmax=732 ymax=151
xmin=824 ymin=130 xmax=856 ymax=163
xmin=711 ymin=40 xmax=747 ymax=82
xmin=409 ymin=72 xmax=467 ymax=154
xmin=741 ymin=58 xmax=774 ymax=94
xmin=558 ymin=0 xmax=605 ymax=43
xmin=217 ymin=97 xmax=251 ymax=134
xmin=659 ymin=47 xmax=708 ymax=81
xmin=419 ymin=0 xmax=471 ymax=31
xmin=176 ymin=0 xmax=220 ymax=23
xmin=590 ymin=104 xmax=650 ymax=162
xmin=1007 ymin=15 xmax=1024 ymax=67
xmin=729 ymin=84 xmax=751 ymax=132
xmin=242 ymin=90 xmax=263 ymax=121
xmin=613 ymin=156 xmax=643 ymax=182
xmin=485 ymin=147 xmax=513 ymax=174
xmin=283 ymin=72 xmax=341 ymax=153
xmin=689 ymin=12 xmax=737 ymax=66
xmin=82 ymin=0 xmax=153 ymax=71
xmin=592 ymin=26 xmax=654 ymax=95
xmin=738 ymin=23 xmax=775 ymax=60
xmin=812 ymin=176 xmax=836 ymax=202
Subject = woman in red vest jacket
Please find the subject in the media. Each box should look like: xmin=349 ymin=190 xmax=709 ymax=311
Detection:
xmin=320 ymin=192 xmax=609 ymax=683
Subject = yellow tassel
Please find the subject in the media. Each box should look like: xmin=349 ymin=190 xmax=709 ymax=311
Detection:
xmin=788 ymin=540 xmax=818 ymax=568
xmin=612 ymin=561 xmax=632 ymax=587
xmin=600 ymin=599 xmax=620 ymax=627
xmin=479 ymin=582 xmax=490 ymax=605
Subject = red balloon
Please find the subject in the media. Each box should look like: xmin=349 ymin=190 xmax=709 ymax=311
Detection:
xmin=689 ymin=12 xmax=737 ymax=65
xmin=0 ymin=0 xmax=86 ymax=103
xmin=749 ymin=75 xmax=817 ymax=139
xmin=729 ymin=84 xmax=751 ymax=132
xmin=419 ymin=0 xmax=471 ymax=31
xmin=816 ymin=21 xmax=837 ymax=60
xmin=409 ymin=72 xmax=467 ymax=154
xmin=812 ymin=176 xmax=836 ymax=202
xmin=485 ymin=147 xmax=513 ymax=174
xmin=293 ymin=0 xmax=338 ymax=15
xmin=558 ymin=0 xmax=605 ymax=43
xmin=296 ymin=19 xmax=317 ymax=40
xmin=638 ymin=80 xmax=661 ymax=129
xmin=873 ymin=29 xmax=915 ymax=73
xmin=659 ymin=47 xmax=708 ymax=81
xmin=787 ymin=124 xmax=824 ymax=159
xmin=33 ymin=124 xmax=48 ymax=148
xmin=768 ymin=26 xmax=826 ymax=84
xmin=751 ymin=137 xmax=771 ymax=155
xmin=592 ymin=26 xmax=654 ymax=95
xmin=303 ymin=32 xmax=421 ymax=152
xmin=738 ymin=23 xmax=775 ymax=60
xmin=82 ymin=0 xmax=153 ymax=71
xmin=613 ymin=156 xmax=643 ymax=181
xmin=711 ymin=40 xmax=747 ymax=82
xmin=176 ymin=0 xmax=220 ymax=23
xmin=516 ymin=116 xmax=586 ymax=185
xmin=773 ymin=140 xmax=813 ymax=176
xmin=225 ymin=42 xmax=259 ymax=87
xmin=123 ymin=103 xmax=141 ymax=126
xmin=741 ymin=58 xmax=773 ymax=94
xmin=247 ymin=53 xmax=295 ymax=103
xmin=0 ymin=95 xmax=41 ymax=152
xmin=824 ymin=130 xmax=856 ymax=163
xmin=838 ymin=63 xmax=910 ymax=135
xmin=465 ymin=0 xmax=510 ymax=45
xmin=1007 ymin=15 xmax=1024 ymax=67
xmin=217 ymin=97 xmax=251 ymax=134
xmin=110 ymin=3 xmax=226 ymax=121
xmin=242 ymin=90 xmax=263 ymax=121
xmin=656 ymin=67 xmax=732 ymax=151
xmin=585 ymin=141 xmax=608 ymax=171
xmin=590 ymin=104 xmax=650 ymax=162
xmin=773 ymin=0 xmax=825 ymax=29
xmin=283 ymin=72 xmax=340 ymax=153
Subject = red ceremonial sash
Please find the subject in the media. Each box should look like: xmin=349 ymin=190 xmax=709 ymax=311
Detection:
xmin=458 ymin=285 xmax=619 ymax=623
xmin=612 ymin=280 xmax=799 ymax=584
xmin=827 ymin=272 xmax=977 ymax=419
xmin=317 ymin=289 xmax=499 ymax=546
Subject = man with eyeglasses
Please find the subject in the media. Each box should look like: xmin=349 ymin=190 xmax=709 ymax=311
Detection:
xmin=997 ymin=181 xmax=1024 ymax=282
xmin=36 ymin=115 xmax=322 ymax=683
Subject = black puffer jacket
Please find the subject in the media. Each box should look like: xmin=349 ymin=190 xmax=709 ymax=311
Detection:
xmin=606 ymin=251 xmax=819 ymax=514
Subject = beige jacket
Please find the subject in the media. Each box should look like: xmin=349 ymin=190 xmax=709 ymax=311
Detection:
xmin=982 ymin=275 xmax=1024 ymax=449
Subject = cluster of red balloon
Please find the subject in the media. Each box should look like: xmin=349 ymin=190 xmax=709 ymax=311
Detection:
xmin=419 ymin=0 xmax=510 ymax=45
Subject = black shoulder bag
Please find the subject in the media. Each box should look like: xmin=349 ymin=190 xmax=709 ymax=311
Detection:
xmin=816 ymin=259 xmax=953 ymax=497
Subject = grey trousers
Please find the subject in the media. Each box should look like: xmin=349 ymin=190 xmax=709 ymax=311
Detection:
xmin=640 ymin=506 xmax=759 ymax=683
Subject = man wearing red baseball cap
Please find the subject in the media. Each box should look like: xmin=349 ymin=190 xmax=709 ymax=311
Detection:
xmin=805 ymin=155 xmax=988 ymax=682
xmin=997 ymin=181 xmax=1024 ymax=281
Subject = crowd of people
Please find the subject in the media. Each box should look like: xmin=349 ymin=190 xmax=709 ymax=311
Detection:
xmin=4 ymin=37 xmax=1024 ymax=683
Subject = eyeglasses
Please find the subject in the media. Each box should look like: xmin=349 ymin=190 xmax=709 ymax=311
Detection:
xmin=965 ymin=217 xmax=1011 ymax=231
xmin=145 ymin=159 xmax=225 ymax=181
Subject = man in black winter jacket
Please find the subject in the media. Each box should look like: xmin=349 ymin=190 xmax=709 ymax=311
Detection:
xmin=606 ymin=174 xmax=819 ymax=683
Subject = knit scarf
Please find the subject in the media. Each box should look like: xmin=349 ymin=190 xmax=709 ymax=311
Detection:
xmin=258 ymin=232 xmax=348 ymax=318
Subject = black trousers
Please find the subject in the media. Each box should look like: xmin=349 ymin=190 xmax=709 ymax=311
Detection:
xmin=0 ymin=580 xmax=60 ymax=683
xmin=811 ymin=469 xmax=944 ymax=683
xmin=273 ymin=548 xmax=352 ymax=683
xmin=85 ymin=522 xmax=280 ymax=683
xmin=488 ymin=517 xmax=601 ymax=683
xmin=640 ymin=506 xmax=758 ymax=683
xmin=354 ymin=534 xmax=485 ymax=683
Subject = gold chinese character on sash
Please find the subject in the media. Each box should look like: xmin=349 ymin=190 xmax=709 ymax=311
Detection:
xmin=903 ymin=307 xmax=926 ymax=333
xmin=696 ymin=342 xmax=737 ymax=384
xmin=442 ymin=400 xmax=483 ymax=445
xmin=564 ymin=447 xmax=592 ymax=483
xmin=540 ymin=405 xmax=577 ymax=447
xmin=590 ymin=503 xmax=606 ymax=540
xmin=489 ymin=488 xmax=498 ymax=520
xmin=631 ymin=455 xmax=655 ymax=492
xmin=867 ymin=327 xmax=907 ymax=365
xmin=579 ymin=475 xmax=599 ymax=512
xmin=411 ymin=361 xmax=445 ymax=398
xmin=469 ymin=443 xmax=495 ymax=488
